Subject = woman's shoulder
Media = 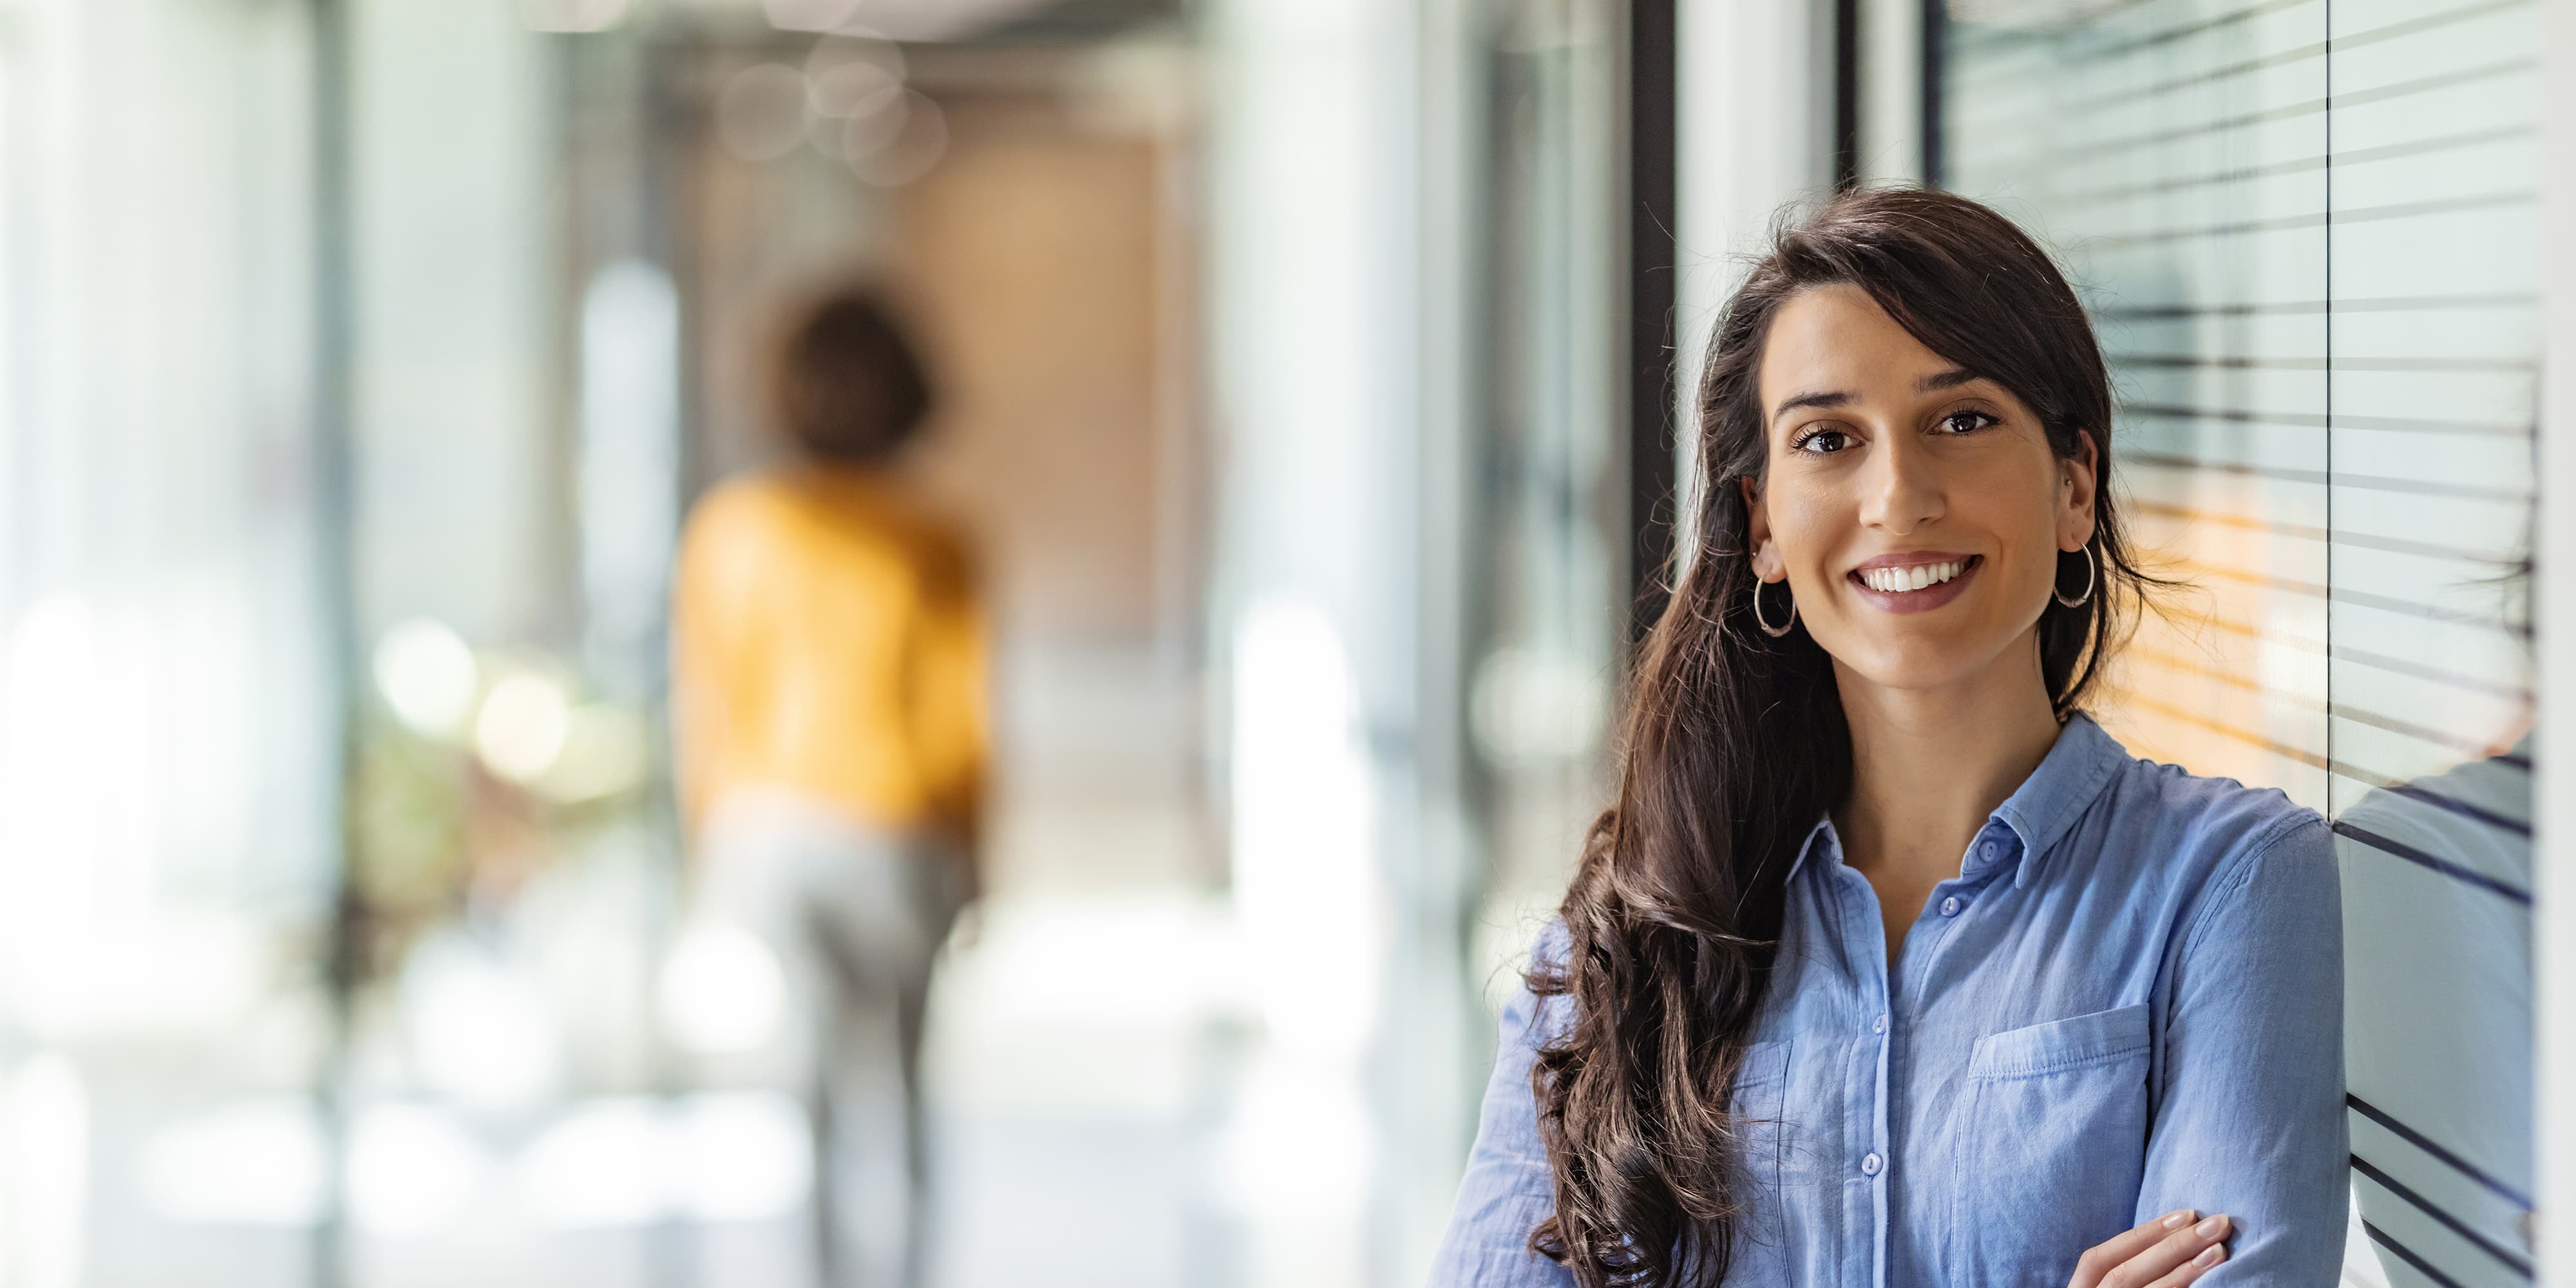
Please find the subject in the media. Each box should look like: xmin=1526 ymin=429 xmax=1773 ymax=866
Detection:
xmin=1526 ymin=915 xmax=1573 ymax=970
xmin=692 ymin=468 xmax=974 ymax=572
xmin=2093 ymin=746 xmax=2335 ymax=931
xmin=683 ymin=470 xmax=779 ymax=527
xmin=2096 ymin=736 xmax=2324 ymax=852
xmin=1492 ymin=916 xmax=1578 ymax=1048
xmin=682 ymin=469 xmax=828 ymax=552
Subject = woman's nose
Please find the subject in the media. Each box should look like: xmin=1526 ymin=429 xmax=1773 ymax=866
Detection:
xmin=1857 ymin=436 xmax=1944 ymax=535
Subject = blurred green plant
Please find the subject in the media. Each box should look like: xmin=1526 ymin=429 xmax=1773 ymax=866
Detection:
xmin=343 ymin=634 xmax=661 ymax=986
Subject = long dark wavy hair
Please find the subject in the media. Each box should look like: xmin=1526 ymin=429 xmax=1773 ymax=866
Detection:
xmin=1526 ymin=187 xmax=2161 ymax=1285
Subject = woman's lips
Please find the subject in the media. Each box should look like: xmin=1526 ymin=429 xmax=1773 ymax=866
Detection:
xmin=1848 ymin=554 xmax=1982 ymax=615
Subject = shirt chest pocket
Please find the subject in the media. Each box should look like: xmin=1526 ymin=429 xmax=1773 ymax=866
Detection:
xmin=1950 ymin=1003 xmax=2154 ymax=1288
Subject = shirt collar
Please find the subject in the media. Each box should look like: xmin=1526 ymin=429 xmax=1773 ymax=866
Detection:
xmin=1783 ymin=815 xmax=1839 ymax=884
xmin=1781 ymin=711 xmax=2128 ymax=889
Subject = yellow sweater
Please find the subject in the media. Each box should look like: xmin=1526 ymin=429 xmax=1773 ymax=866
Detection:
xmin=671 ymin=466 xmax=985 ymax=842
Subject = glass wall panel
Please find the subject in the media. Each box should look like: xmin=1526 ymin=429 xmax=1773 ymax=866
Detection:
xmin=1945 ymin=1 xmax=2541 ymax=1282
xmin=2324 ymin=1 xmax=2539 ymax=1282
xmin=1465 ymin=0 xmax=1625 ymax=989
xmin=1947 ymin=0 xmax=2335 ymax=800
xmin=0 ymin=1 xmax=331 ymax=1283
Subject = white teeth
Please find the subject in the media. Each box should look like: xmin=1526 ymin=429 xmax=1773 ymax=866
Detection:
xmin=1864 ymin=560 xmax=1967 ymax=593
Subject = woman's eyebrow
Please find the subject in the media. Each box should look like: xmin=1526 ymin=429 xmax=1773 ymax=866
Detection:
xmin=1770 ymin=369 xmax=1981 ymax=426
xmin=1770 ymin=388 xmax=1852 ymax=426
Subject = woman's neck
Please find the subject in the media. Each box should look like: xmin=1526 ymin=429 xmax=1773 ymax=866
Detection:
xmin=1831 ymin=643 xmax=2065 ymax=889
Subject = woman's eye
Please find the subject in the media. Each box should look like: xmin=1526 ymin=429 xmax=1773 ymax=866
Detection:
xmin=1793 ymin=428 xmax=1851 ymax=454
xmin=1937 ymin=410 xmax=1996 ymax=435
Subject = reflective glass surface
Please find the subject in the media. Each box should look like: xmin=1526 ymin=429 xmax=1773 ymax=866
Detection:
xmin=1946 ymin=1 xmax=2541 ymax=1281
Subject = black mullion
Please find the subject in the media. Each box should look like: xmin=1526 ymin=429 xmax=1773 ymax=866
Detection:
xmin=1627 ymin=0 xmax=1679 ymax=647
xmin=1922 ymin=0 xmax=1947 ymax=187
xmin=1835 ymin=0 xmax=1861 ymax=187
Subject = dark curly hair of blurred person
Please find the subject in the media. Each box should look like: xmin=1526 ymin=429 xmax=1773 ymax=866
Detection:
xmin=768 ymin=286 xmax=937 ymax=464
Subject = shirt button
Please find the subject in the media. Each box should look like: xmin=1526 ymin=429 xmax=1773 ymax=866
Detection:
xmin=1861 ymin=1153 xmax=1883 ymax=1177
xmin=1871 ymin=1014 xmax=1888 ymax=1035
xmin=1978 ymin=840 xmax=1998 ymax=862
xmin=1940 ymin=896 xmax=1962 ymax=917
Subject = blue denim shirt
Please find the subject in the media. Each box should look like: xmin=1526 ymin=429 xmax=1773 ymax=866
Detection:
xmin=1430 ymin=712 xmax=2347 ymax=1287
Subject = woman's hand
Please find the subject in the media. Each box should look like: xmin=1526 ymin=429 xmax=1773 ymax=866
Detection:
xmin=2067 ymin=1209 xmax=2232 ymax=1287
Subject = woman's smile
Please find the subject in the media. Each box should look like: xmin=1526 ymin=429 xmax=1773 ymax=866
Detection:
xmin=1848 ymin=552 xmax=1982 ymax=614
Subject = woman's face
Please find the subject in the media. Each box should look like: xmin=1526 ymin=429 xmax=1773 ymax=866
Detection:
xmin=1741 ymin=283 xmax=2097 ymax=696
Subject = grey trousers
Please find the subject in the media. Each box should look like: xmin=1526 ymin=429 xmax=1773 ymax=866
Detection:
xmin=694 ymin=799 xmax=970 ymax=1288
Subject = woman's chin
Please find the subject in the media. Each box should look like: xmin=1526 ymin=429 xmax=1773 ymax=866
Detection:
xmin=1815 ymin=621 xmax=2023 ymax=696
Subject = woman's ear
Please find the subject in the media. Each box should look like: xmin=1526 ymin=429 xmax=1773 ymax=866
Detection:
xmin=2060 ymin=430 xmax=2100 ymax=551
xmin=1739 ymin=474 xmax=1785 ymax=582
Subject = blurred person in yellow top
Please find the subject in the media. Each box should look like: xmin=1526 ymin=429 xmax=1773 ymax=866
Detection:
xmin=670 ymin=285 xmax=982 ymax=1288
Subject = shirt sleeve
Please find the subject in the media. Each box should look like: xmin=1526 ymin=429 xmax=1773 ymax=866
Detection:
xmin=2134 ymin=813 xmax=2347 ymax=1283
xmin=1426 ymin=925 xmax=1578 ymax=1288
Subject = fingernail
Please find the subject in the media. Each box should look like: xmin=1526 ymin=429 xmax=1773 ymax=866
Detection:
xmin=2162 ymin=1209 xmax=2197 ymax=1229
xmin=2195 ymin=1244 xmax=2225 ymax=1267
xmin=2196 ymin=1215 xmax=2228 ymax=1238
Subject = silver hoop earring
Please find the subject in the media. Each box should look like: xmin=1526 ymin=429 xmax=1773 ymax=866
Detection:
xmin=1752 ymin=578 xmax=1798 ymax=638
xmin=2054 ymin=544 xmax=2096 ymax=609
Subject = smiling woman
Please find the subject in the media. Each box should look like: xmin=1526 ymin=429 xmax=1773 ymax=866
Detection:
xmin=1425 ymin=188 xmax=2347 ymax=1288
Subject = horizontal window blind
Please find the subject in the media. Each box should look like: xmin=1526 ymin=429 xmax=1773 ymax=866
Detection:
xmin=1944 ymin=0 xmax=2539 ymax=1282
